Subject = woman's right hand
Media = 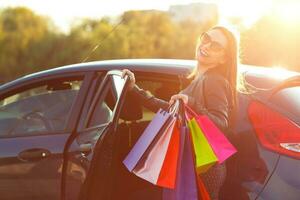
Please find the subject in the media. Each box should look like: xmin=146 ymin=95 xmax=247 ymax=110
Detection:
xmin=169 ymin=94 xmax=188 ymax=105
xmin=121 ymin=69 xmax=135 ymax=90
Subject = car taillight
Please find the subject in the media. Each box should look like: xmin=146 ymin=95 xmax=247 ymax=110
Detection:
xmin=248 ymin=101 xmax=300 ymax=159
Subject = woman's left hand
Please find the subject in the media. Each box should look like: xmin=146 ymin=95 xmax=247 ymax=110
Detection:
xmin=169 ymin=94 xmax=188 ymax=105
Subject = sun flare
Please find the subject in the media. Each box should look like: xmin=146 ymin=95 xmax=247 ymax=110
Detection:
xmin=272 ymin=1 xmax=300 ymax=25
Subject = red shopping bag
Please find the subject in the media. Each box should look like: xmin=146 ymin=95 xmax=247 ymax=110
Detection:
xmin=197 ymin=176 xmax=211 ymax=200
xmin=157 ymin=120 xmax=180 ymax=188
xmin=163 ymin=101 xmax=199 ymax=200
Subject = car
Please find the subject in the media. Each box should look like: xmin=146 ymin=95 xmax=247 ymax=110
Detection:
xmin=0 ymin=59 xmax=299 ymax=200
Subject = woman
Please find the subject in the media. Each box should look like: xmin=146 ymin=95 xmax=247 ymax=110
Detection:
xmin=122 ymin=26 xmax=238 ymax=200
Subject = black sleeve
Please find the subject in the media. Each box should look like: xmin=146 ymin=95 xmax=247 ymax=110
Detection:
xmin=189 ymin=75 xmax=230 ymax=132
xmin=130 ymin=84 xmax=169 ymax=113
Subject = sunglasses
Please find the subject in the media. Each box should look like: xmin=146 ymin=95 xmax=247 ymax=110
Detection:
xmin=199 ymin=32 xmax=225 ymax=52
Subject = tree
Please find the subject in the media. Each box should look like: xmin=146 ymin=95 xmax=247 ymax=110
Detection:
xmin=0 ymin=7 xmax=58 ymax=82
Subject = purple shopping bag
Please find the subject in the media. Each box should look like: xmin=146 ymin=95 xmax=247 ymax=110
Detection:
xmin=186 ymin=105 xmax=237 ymax=164
xmin=123 ymin=108 xmax=172 ymax=171
xmin=163 ymin=125 xmax=199 ymax=200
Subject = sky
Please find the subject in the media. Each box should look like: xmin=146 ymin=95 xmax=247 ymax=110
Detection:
xmin=1 ymin=0 xmax=299 ymax=32
xmin=0 ymin=0 xmax=205 ymax=31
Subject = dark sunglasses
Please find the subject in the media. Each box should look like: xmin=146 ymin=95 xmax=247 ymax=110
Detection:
xmin=199 ymin=32 xmax=225 ymax=52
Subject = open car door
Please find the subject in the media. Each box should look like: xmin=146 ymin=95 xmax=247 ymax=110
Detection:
xmin=61 ymin=70 xmax=129 ymax=200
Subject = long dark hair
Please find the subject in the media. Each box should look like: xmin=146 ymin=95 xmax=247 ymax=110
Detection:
xmin=212 ymin=26 xmax=237 ymax=108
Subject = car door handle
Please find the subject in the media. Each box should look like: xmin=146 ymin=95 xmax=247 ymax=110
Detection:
xmin=18 ymin=148 xmax=51 ymax=162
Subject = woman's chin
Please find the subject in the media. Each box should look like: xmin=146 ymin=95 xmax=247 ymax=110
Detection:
xmin=198 ymin=58 xmax=211 ymax=66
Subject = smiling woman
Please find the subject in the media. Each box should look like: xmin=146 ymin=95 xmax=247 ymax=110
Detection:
xmin=121 ymin=26 xmax=238 ymax=200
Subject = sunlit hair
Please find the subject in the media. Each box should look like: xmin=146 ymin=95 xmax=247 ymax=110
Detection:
xmin=189 ymin=26 xmax=238 ymax=128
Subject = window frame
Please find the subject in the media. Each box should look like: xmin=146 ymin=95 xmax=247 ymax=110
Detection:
xmin=82 ymin=70 xmax=128 ymax=132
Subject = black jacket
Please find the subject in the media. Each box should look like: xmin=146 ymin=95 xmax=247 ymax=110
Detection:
xmin=131 ymin=69 xmax=233 ymax=134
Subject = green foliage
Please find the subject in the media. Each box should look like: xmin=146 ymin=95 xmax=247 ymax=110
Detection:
xmin=0 ymin=7 xmax=215 ymax=83
xmin=2 ymin=6 xmax=300 ymax=84
xmin=0 ymin=7 xmax=63 ymax=82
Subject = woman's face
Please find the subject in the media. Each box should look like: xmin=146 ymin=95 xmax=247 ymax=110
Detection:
xmin=196 ymin=29 xmax=228 ymax=68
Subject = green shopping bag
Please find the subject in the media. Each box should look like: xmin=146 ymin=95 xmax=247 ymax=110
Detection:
xmin=188 ymin=118 xmax=218 ymax=174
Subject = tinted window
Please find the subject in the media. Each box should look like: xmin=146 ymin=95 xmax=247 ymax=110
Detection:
xmin=0 ymin=79 xmax=82 ymax=137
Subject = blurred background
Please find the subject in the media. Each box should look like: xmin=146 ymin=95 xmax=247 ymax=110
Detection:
xmin=0 ymin=0 xmax=300 ymax=83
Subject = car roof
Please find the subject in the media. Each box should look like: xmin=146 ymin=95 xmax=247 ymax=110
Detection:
xmin=0 ymin=59 xmax=196 ymax=90
xmin=1 ymin=59 xmax=299 ymax=91
xmin=240 ymin=64 xmax=300 ymax=90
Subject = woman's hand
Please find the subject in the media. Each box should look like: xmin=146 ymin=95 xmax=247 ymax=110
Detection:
xmin=121 ymin=69 xmax=135 ymax=90
xmin=169 ymin=94 xmax=188 ymax=105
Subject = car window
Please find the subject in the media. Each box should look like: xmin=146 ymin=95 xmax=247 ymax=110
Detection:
xmin=136 ymin=74 xmax=181 ymax=121
xmin=0 ymin=79 xmax=82 ymax=137
xmin=269 ymin=86 xmax=300 ymax=119
xmin=87 ymin=74 xmax=126 ymax=128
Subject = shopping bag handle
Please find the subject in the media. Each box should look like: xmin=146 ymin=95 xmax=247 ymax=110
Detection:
xmin=168 ymin=99 xmax=179 ymax=114
xmin=184 ymin=104 xmax=199 ymax=118
xmin=177 ymin=99 xmax=188 ymax=127
xmin=168 ymin=100 xmax=186 ymax=125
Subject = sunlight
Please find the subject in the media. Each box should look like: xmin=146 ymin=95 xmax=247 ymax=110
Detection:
xmin=270 ymin=65 xmax=298 ymax=80
xmin=273 ymin=2 xmax=300 ymax=25
xmin=218 ymin=0 xmax=271 ymax=28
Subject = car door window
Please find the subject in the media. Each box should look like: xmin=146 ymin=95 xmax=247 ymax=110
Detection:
xmin=86 ymin=73 xmax=126 ymax=128
xmin=0 ymin=78 xmax=82 ymax=137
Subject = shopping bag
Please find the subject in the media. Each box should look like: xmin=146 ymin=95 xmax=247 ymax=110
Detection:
xmin=132 ymin=116 xmax=177 ymax=187
xmin=157 ymin=120 xmax=181 ymax=188
xmin=186 ymin=105 xmax=237 ymax=164
xmin=163 ymin=103 xmax=199 ymax=200
xmin=188 ymin=118 xmax=218 ymax=174
xmin=197 ymin=176 xmax=211 ymax=200
xmin=123 ymin=108 xmax=172 ymax=171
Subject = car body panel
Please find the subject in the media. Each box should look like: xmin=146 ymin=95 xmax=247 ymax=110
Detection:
xmin=257 ymin=155 xmax=300 ymax=200
xmin=0 ymin=59 xmax=299 ymax=200
xmin=0 ymin=72 xmax=94 ymax=200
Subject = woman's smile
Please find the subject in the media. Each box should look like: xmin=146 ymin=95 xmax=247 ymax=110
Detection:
xmin=199 ymin=48 xmax=209 ymax=57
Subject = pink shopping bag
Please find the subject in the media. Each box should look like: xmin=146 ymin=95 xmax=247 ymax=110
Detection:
xmin=186 ymin=105 xmax=237 ymax=164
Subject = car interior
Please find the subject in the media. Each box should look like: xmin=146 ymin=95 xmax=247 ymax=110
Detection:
xmin=77 ymin=74 xmax=182 ymax=200
xmin=111 ymin=75 xmax=182 ymax=200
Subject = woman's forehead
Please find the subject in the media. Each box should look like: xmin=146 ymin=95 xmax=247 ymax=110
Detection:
xmin=206 ymin=29 xmax=228 ymax=48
